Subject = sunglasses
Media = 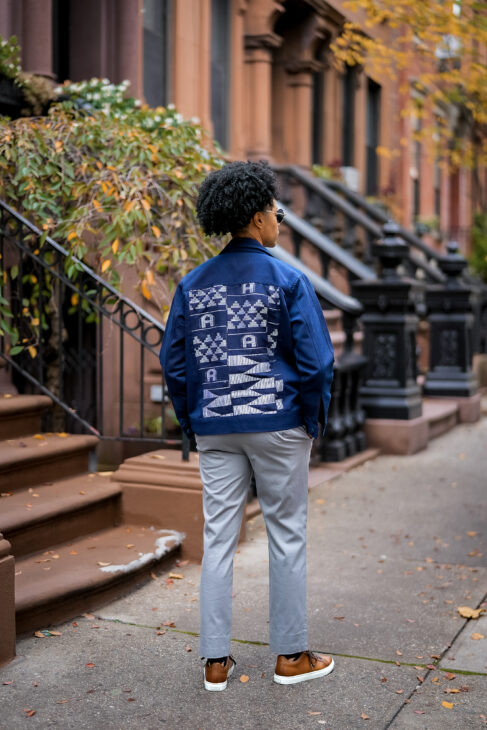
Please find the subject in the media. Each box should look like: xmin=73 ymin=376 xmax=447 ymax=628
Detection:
xmin=275 ymin=208 xmax=285 ymax=224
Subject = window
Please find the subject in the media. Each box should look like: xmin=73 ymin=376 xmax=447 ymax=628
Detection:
xmin=366 ymin=79 xmax=381 ymax=195
xmin=311 ymin=45 xmax=327 ymax=165
xmin=143 ymin=0 xmax=171 ymax=107
xmin=210 ymin=0 xmax=231 ymax=149
xmin=52 ymin=0 xmax=71 ymax=82
xmin=342 ymin=65 xmax=356 ymax=167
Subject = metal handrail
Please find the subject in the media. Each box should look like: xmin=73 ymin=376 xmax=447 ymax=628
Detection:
xmin=275 ymin=165 xmax=445 ymax=284
xmin=0 ymin=199 xmax=183 ymax=449
xmin=277 ymin=203 xmax=377 ymax=282
xmin=270 ymin=243 xmax=363 ymax=316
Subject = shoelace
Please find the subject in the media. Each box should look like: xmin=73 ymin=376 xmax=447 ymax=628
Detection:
xmin=303 ymin=650 xmax=319 ymax=668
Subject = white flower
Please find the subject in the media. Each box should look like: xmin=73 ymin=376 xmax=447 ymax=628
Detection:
xmin=191 ymin=116 xmax=200 ymax=124
xmin=167 ymin=103 xmax=175 ymax=110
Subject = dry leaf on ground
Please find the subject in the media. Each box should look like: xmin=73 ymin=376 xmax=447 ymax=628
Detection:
xmin=442 ymin=701 xmax=454 ymax=709
xmin=240 ymin=674 xmax=249 ymax=683
xmin=361 ymin=713 xmax=370 ymax=720
xmin=471 ymin=633 xmax=484 ymax=640
xmin=457 ymin=606 xmax=485 ymax=619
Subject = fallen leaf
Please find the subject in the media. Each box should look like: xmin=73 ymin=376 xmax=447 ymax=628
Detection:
xmin=417 ymin=675 xmax=424 ymax=684
xmin=24 ymin=710 xmax=36 ymax=717
xmin=127 ymin=697 xmax=135 ymax=702
xmin=79 ymin=490 xmax=86 ymax=495
xmin=460 ymin=686 xmax=470 ymax=692
xmin=361 ymin=713 xmax=370 ymax=720
xmin=150 ymin=572 xmax=157 ymax=580
xmin=150 ymin=454 xmax=166 ymax=460
xmin=334 ymin=616 xmax=345 ymax=620
xmin=316 ymin=499 xmax=325 ymax=504
xmin=56 ymin=699 xmax=69 ymax=704
xmin=69 ymin=550 xmax=78 ymax=555
xmin=414 ymin=710 xmax=425 ymax=715
xmin=432 ymin=677 xmax=439 ymax=683
xmin=97 ymin=561 xmax=111 ymax=567
xmin=49 ymin=631 xmax=62 ymax=636
xmin=457 ymin=606 xmax=485 ymax=619
xmin=471 ymin=633 xmax=484 ymax=640
xmin=414 ymin=665 xmax=424 ymax=670
xmin=240 ymin=674 xmax=249 ymax=683
xmin=442 ymin=701 xmax=454 ymax=709
xmin=162 ymin=621 xmax=175 ymax=627
xmin=85 ymin=663 xmax=95 ymax=668
xmin=444 ymin=688 xmax=460 ymax=694
xmin=427 ymin=664 xmax=436 ymax=670
xmin=395 ymin=690 xmax=404 ymax=694
xmin=83 ymin=613 xmax=95 ymax=619
xmin=33 ymin=434 xmax=45 ymax=440
xmin=126 ymin=544 xmax=135 ymax=548
xmin=169 ymin=572 xmax=184 ymax=579
xmin=380 ymin=677 xmax=387 ymax=683
xmin=156 ymin=630 xmax=166 ymax=635
xmin=396 ymin=650 xmax=403 ymax=656
xmin=308 ymin=711 xmax=321 ymax=715
xmin=2 ymin=680 xmax=13 ymax=685
xmin=185 ymin=645 xmax=192 ymax=652
xmin=178 ymin=560 xmax=189 ymax=566
xmin=466 ymin=531 xmax=477 ymax=537
xmin=444 ymin=672 xmax=456 ymax=680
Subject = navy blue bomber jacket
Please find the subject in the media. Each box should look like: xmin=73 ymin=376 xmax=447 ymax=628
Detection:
xmin=159 ymin=237 xmax=334 ymax=439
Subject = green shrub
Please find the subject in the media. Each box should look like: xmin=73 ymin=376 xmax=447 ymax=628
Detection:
xmin=469 ymin=213 xmax=487 ymax=283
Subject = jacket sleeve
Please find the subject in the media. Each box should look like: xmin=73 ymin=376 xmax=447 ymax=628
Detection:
xmin=159 ymin=283 xmax=193 ymax=438
xmin=287 ymin=274 xmax=335 ymax=437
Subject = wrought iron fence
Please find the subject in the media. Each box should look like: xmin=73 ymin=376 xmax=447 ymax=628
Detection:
xmin=0 ymin=200 xmax=190 ymax=457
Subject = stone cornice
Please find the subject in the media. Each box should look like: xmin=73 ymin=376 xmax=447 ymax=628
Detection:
xmin=244 ymin=32 xmax=284 ymax=51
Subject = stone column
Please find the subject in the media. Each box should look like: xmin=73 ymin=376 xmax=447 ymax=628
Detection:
xmin=244 ymin=34 xmax=282 ymax=160
xmin=115 ymin=0 xmax=143 ymax=98
xmin=21 ymin=0 xmax=53 ymax=76
xmin=285 ymin=60 xmax=320 ymax=167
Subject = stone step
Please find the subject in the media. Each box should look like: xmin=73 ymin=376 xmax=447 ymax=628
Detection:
xmin=0 ymin=394 xmax=52 ymax=440
xmin=15 ymin=523 xmax=184 ymax=634
xmin=0 ymin=433 xmax=99 ymax=491
xmin=0 ymin=474 xmax=122 ymax=558
xmin=422 ymin=398 xmax=459 ymax=441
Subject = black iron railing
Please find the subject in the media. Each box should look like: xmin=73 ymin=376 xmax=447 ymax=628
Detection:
xmin=0 ymin=200 xmax=190 ymax=456
xmin=275 ymin=165 xmax=445 ymax=284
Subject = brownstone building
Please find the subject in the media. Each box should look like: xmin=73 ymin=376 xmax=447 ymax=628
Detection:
xmin=1 ymin=0 xmax=483 ymax=251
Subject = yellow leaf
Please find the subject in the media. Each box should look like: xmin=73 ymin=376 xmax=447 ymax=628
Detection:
xmin=146 ymin=270 xmax=155 ymax=285
xmin=141 ymin=281 xmax=151 ymax=300
xmin=457 ymin=606 xmax=485 ymax=619
xmin=31 ymin=275 xmax=37 ymax=284
xmin=101 ymin=260 xmax=111 ymax=273
xmin=168 ymin=572 xmax=183 ymax=580
xmin=239 ymin=674 xmax=249 ymax=683
xmin=71 ymin=294 xmax=79 ymax=306
xmin=124 ymin=200 xmax=135 ymax=212
xmin=67 ymin=231 xmax=77 ymax=242
xmin=152 ymin=225 xmax=161 ymax=238
xmin=31 ymin=317 xmax=39 ymax=326
xmin=442 ymin=701 xmax=454 ymax=709
xmin=111 ymin=238 xmax=119 ymax=254
xmin=27 ymin=346 xmax=37 ymax=359
xmin=471 ymin=633 xmax=484 ymax=640
xmin=57 ymin=432 xmax=68 ymax=438
xmin=92 ymin=199 xmax=102 ymax=212
xmin=142 ymin=199 xmax=151 ymax=211
xmin=33 ymin=434 xmax=46 ymax=440
xmin=96 ymin=161 xmax=103 ymax=170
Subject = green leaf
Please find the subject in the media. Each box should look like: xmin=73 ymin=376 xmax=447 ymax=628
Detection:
xmin=9 ymin=345 xmax=23 ymax=356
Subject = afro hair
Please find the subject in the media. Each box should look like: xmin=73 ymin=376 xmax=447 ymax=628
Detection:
xmin=196 ymin=160 xmax=279 ymax=236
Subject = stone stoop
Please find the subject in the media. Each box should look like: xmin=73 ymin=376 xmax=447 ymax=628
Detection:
xmin=0 ymin=394 xmax=184 ymax=641
xmin=365 ymin=395 xmax=481 ymax=456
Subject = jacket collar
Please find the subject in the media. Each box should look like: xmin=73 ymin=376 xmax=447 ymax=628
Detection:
xmin=219 ymin=237 xmax=274 ymax=256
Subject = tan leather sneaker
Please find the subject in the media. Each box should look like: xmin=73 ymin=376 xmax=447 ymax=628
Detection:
xmin=203 ymin=656 xmax=236 ymax=691
xmin=274 ymin=650 xmax=334 ymax=685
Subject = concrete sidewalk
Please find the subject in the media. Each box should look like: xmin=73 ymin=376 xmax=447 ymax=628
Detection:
xmin=1 ymin=416 xmax=486 ymax=730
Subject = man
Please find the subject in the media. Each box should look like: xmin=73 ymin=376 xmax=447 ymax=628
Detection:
xmin=160 ymin=160 xmax=335 ymax=691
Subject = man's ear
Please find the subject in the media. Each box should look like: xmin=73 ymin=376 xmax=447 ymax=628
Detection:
xmin=253 ymin=211 xmax=264 ymax=229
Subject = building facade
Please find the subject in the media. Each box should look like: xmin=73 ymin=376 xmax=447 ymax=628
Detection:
xmin=0 ymin=0 xmax=483 ymax=251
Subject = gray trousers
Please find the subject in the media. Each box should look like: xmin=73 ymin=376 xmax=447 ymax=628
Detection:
xmin=195 ymin=427 xmax=313 ymax=657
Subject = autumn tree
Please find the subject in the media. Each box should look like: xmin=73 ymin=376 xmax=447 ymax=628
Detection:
xmin=331 ymin=0 xmax=487 ymax=201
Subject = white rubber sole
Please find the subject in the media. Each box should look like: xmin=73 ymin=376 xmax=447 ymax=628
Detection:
xmin=273 ymin=658 xmax=335 ymax=685
xmin=204 ymin=660 xmax=235 ymax=691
